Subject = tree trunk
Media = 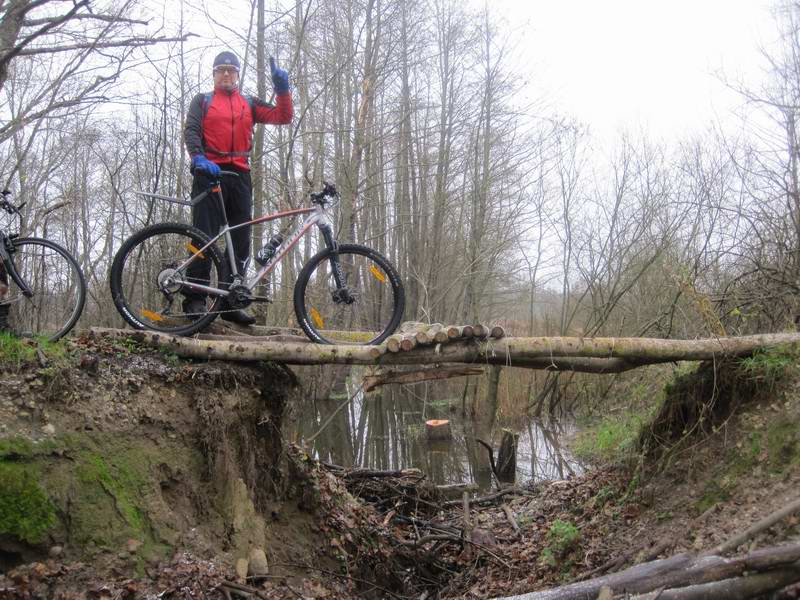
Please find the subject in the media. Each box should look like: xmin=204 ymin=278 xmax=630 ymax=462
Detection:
xmin=88 ymin=329 xmax=800 ymax=370
xmin=491 ymin=544 xmax=800 ymax=600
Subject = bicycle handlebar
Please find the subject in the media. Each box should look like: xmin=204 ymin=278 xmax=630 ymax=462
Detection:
xmin=310 ymin=182 xmax=339 ymax=206
xmin=202 ymin=174 xmax=339 ymax=208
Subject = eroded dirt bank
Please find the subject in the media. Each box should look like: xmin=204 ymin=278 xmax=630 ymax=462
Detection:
xmin=1 ymin=335 xmax=800 ymax=599
xmin=0 ymin=334 xmax=405 ymax=598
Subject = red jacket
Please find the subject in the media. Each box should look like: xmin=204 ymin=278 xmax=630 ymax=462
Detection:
xmin=184 ymin=88 xmax=293 ymax=172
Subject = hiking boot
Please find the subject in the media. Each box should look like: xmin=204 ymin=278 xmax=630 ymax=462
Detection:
xmin=221 ymin=308 xmax=256 ymax=326
xmin=182 ymin=298 xmax=207 ymax=321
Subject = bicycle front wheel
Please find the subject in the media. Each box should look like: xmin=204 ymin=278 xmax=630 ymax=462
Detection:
xmin=6 ymin=237 xmax=87 ymax=341
xmin=294 ymin=244 xmax=405 ymax=345
xmin=109 ymin=223 xmax=229 ymax=335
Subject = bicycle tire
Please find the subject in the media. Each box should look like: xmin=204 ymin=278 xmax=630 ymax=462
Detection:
xmin=110 ymin=222 xmax=229 ymax=336
xmin=294 ymin=243 xmax=405 ymax=345
xmin=6 ymin=237 xmax=87 ymax=341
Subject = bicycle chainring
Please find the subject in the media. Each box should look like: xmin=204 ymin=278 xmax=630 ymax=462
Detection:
xmin=226 ymin=284 xmax=254 ymax=309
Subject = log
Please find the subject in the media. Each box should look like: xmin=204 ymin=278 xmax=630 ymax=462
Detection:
xmin=87 ymin=329 xmax=800 ymax=371
xmin=202 ymin=322 xmax=304 ymax=337
xmin=490 ymin=325 xmax=506 ymax=339
xmin=196 ymin=333 xmax=310 ymax=343
xmin=709 ymin=496 xmax=800 ymax=555
xmin=490 ymin=544 xmax=800 ymax=600
xmin=367 ymin=345 xmax=386 ymax=359
xmin=386 ymin=334 xmax=403 ymax=353
xmin=442 ymin=487 xmax=526 ymax=508
xmin=341 ymin=467 xmax=423 ymax=480
xmin=399 ymin=321 xmax=428 ymax=334
xmin=426 ymin=419 xmax=452 ymax=441
xmin=473 ymin=324 xmax=488 ymax=339
xmin=361 ymin=366 xmax=484 ymax=392
xmin=628 ymin=565 xmax=800 ymax=599
xmin=501 ymin=503 xmax=521 ymax=538
xmin=400 ymin=334 xmax=417 ymax=352
xmin=415 ymin=323 xmax=443 ymax=345
xmin=436 ymin=482 xmax=479 ymax=497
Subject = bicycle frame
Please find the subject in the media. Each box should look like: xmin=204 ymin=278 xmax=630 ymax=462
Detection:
xmin=0 ymin=228 xmax=33 ymax=299
xmin=159 ymin=182 xmax=340 ymax=299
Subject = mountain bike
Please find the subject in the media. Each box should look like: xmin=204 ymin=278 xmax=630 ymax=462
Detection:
xmin=0 ymin=191 xmax=87 ymax=341
xmin=109 ymin=175 xmax=405 ymax=345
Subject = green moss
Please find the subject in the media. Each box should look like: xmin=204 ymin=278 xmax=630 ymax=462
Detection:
xmin=0 ymin=437 xmax=36 ymax=458
xmin=765 ymin=420 xmax=800 ymax=472
xmin=591 ymin=485 xmax=618 ymax=508
xmin=0 ymin=462 xmax=57 ymax=543
xmin=76 ymin=453 xmax=146 ymax=532
xmin=0 ymin=436 xmax=72 ymax=460
xmin=40 ymin=435 xmax=171 ymax=559
xmin=540 ymin=520 xmax=581 ymax=568
xmin=547 ymin=520 xmax=580 ymax=554
xmin=695 ymin=478 xmax=733 ymax=514
xmin=694 ymin=416 xmax=800 ymax=514
xmin=573 ymin=411 xmax=645 ymax=464
xmin=0 ymin=332 xmax=69 ymax=366
xmin=738 ymin=345 xmax=799 ymax=387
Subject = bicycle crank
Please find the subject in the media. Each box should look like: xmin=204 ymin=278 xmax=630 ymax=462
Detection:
xmin=226 ymin=284 xmax=254 ymax=309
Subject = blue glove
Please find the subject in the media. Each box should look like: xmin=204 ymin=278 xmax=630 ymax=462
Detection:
xmin=192 ymin=155 xmax=220 ymax=177
xmin=270 ymin=57 xmax=290 ymax=94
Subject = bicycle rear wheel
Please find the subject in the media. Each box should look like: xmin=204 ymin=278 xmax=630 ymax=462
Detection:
xmin=5 ymin=237 xmax=86 ymax=341
xmin=294 ymin=244 xmax=405 ymax=345
xmin=109 ymin=222 xmax=229 ymax=335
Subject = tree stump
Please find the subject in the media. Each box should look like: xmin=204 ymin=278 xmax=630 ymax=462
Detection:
xmin=426 ymin=419 xmax=452 ymax=441
xmin=496 ymin=429 xmax=518 ymax=483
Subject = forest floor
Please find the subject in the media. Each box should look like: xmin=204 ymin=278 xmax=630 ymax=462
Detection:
xmin=0 ymin=334 xmax=799 ymax=599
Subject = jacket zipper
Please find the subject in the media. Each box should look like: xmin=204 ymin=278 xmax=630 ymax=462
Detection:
xmin=229 ymin=94 xmax=235 ymax=156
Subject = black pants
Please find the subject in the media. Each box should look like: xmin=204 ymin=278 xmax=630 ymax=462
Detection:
xmin=186 ymin=169 xmax=252 ymax=298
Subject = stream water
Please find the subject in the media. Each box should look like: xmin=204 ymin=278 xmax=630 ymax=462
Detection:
xmin=292 ymin=366 xmax=582 ymax=491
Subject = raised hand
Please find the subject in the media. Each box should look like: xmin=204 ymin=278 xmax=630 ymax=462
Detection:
xmin=270 ymin=56 xmax=290 ymax=94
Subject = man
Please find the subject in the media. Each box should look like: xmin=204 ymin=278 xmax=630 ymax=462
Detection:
xmin=183 ymin=50 xmax=293 ymax=325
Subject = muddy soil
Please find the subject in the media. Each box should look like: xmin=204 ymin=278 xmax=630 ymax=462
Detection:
xmin=1 ymin=336 xmax=799 ymax=599
xmin=0 ymin=334 xmax=403 ymax=598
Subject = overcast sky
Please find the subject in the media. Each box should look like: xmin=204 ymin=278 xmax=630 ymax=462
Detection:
xmin=493 ymin=0 xmax=780 ymax=142
xmin=165 ymin=0 xmax=783 ymax=144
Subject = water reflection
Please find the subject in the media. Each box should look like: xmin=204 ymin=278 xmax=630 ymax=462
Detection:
xmin=291 ymin=365 xmax=582 ymax=491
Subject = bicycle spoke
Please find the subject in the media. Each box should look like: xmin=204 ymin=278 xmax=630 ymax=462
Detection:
xmin=296 ymin=244 xmax=404 ymax=345
xmin=111 ymin=223 xmax=228 ymax=335
xmin=6 ymin=238 xmax=86 ymax=341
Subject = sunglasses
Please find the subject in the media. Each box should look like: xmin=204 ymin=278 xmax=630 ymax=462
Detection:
xmin=214 ymin=66 xmax=239 ymax=75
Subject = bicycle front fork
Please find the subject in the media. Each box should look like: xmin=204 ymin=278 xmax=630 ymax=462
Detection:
xmin=0 ymin=237 xmax=32 ymax=298
xmin=319 ymin=223 xmax=349 ymax=298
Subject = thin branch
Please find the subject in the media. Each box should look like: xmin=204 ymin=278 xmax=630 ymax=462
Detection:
xmin=23 ymin=14 xmax=149 ymax=26
xmin=14 ymin=33 xmax=195 ymax=57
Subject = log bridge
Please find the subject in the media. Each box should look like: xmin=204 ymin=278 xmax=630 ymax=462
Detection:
xmin=89 ymin=322 xmax=800 ymax=383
